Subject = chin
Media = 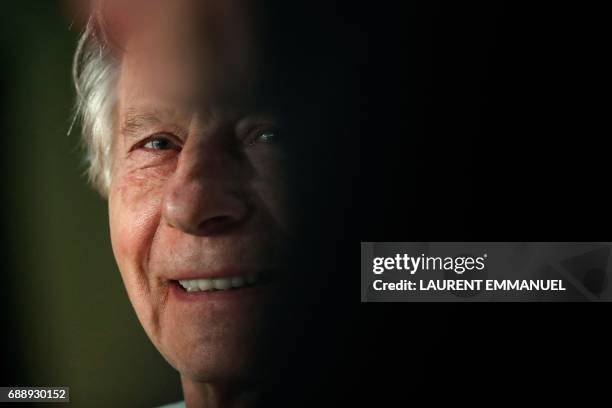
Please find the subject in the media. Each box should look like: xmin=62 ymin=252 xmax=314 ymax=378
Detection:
xmin=172 ymin=342 xmax=261 ymax=384
xmin=155 ymin=305 xmax=271 ymax=383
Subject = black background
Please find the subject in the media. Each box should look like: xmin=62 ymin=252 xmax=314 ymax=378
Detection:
xmin=354 ymin=2 xmax=608 ymax=405
xmin=361 ymin=2 xmax=609 ymax=241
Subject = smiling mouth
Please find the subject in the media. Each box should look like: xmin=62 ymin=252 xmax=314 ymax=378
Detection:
xmin=173 ymin=270 xmax=274 ymax=293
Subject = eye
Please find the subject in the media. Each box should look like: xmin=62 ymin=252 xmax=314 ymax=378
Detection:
xmin=257 ymin=131 xmax=277 ymax=144
xmin=247 ymin=128 xmax=280 ymax=147
xmin=142 ymin=134 xmax=180 ymax=151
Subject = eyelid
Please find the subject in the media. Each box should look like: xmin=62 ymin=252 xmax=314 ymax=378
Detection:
xmin=130 ymin=132 xmax=183 ymax=152
xmin=237 ymin=113 xmax=277 ymax=134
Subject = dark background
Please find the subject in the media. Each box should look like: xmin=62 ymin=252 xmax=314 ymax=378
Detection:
xmin=361 ymin=2 xmax=609 ymax=241
xmin=0 ymin=1 xmax=607 ymax=406
xmin=355 ymin=2 xmax=608 ymax=405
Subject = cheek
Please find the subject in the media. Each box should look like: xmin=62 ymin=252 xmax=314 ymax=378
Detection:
xmin=251 ymin=156 xmax=289 ymax=231
xmin=109 ymin=171 xmax=165 ymax=276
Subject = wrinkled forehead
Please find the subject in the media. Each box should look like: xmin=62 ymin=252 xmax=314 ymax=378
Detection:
xmin=106 ymin=0 xmax=261 ymax=109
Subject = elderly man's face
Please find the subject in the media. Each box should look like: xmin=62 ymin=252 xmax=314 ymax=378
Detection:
xmin=107 ymin=0 xmax=289 ymax=382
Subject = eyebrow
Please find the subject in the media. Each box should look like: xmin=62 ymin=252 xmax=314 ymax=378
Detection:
xmin=120 ymin=109 xmax=164 ymax=140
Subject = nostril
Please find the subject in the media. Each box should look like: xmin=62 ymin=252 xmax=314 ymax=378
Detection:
xmin=197 ymin=215 xmax=240 ymax=235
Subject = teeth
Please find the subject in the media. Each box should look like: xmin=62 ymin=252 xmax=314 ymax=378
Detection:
xmin=231 ymin=276 xmax=245 ymax=288
xmin=198 ymin=279 xmax=213 ymax=291
xmin=213 ymin=278 xmax=232 ymax=290
xmin=179 ymin=272 xmax=262 ymax=293
xmin=246 ymin=272 xmax=257 ymax=285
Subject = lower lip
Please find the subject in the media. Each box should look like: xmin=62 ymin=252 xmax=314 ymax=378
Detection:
xmin=168 ymin=280 xmax=271 ymax=303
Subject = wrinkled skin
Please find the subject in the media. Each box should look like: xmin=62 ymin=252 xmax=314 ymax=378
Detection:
xmin=106 ymin=1 xmax=290 ymax=406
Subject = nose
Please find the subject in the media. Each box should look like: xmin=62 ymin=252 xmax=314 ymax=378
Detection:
xmin=161 ymin=141 xmax=251 ymax=236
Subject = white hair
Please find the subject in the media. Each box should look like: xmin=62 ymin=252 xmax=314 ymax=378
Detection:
xmin=72 ymin=18 xmax=119 ymax=197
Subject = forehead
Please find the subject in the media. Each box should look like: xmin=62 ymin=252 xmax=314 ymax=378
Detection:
xmin=114 ymin=0 xmax=259 ymax=114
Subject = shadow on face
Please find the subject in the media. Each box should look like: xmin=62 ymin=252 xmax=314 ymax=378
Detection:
xmin=103 ymin=0 xmax=359 ymax=401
